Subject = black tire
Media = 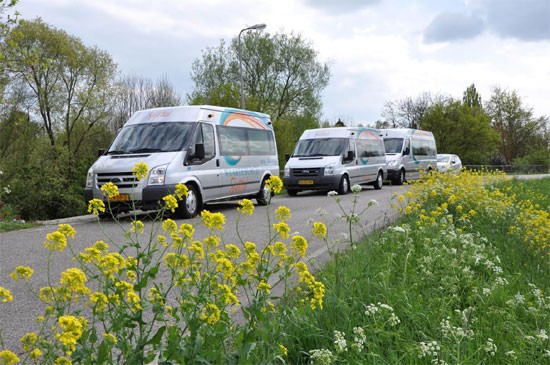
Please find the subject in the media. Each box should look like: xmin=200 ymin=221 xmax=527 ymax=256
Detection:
xmin=175 ymin=184 xmax=202 ymax=219
xmin=394 ymin=169 xmax=405 ymax=185
xmin=373 ymin=171 xmax=384 ymax=190
xmin=287 ymin=189 xmax=298 ymax=196
xmin=338 ymin=175 xmax=350 ymax=195
xmin=256 ymin=178 xmax=273 ymax=206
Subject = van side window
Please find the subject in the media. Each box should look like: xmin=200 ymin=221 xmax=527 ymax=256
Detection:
xmin=217 ymin=125 xmax=276 ymax=156
xmin=190 ymin=123 xmax=215 ymax=162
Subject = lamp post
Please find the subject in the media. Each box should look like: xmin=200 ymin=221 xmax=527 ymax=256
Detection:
xmin=238 ymin=23 xmax=266 ymax=109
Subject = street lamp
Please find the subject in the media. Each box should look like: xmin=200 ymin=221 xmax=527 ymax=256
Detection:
xmin=238 ymin=23 xmax=266 ymax=109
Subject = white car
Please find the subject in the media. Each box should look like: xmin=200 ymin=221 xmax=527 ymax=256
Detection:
xmin=437 ymin=154 xmax=462 ymax=173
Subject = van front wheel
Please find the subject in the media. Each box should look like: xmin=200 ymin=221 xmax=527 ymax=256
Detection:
xmin=256 ymin=178 xmax=273 ymax=206
xmin=338 ymin=175 xmax=349 ymax=195
xmin=394 ymin=169 xmax=405 ymax=185
xmin=175 ymin=184 xmax=202 ymax=218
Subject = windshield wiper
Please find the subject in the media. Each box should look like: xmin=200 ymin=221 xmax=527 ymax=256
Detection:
xmin=128 ymin=148 xmax=163 ymax=153
xmin=106 ymin=150 xmax=128 ymax=155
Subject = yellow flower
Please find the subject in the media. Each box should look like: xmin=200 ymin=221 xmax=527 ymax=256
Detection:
xmin=279 ymin=344 xmax=288 ymax=357
xmin=291 ymin=235 xmax=308 ymax=258
xmin=179 ymin=223 xmax=195 ymax=239
xmin=163 ymin=195 xmax=178 ymax=212
xmin=102 ymin=333 xmax=118 ymax=345
xmin=56 ymin=315 xmax=84 ymax=355
xmin=54 ymin=356 xmax=72 ymax=365
xmin=275 ymin=205 xmax=291 ymax=222
xmin=132 ymin=162 xmax=149 ymax=181
xmin=201 ymin=210 xmax=225 ymax=230
xmin=130 ymin=220 xmax=145 ymax=233
xmin=0 ymin=350 xmax=20 ymax=365
xmin=257 ymin=280 xmax=271 ymax=294
xmin=20 ymin=332 xmax=38 ymax=351
xmin=0 ymin=286 xmax=13 ymax=302
xmin=273 ymin=222 xmax=290 ymax=239
xmin=266 ymin=175 xmax=283 ymax=194
xmin=87 ymin=198 xmax=106 ymax=214
xmin=89 ymin=292 xmax=109 ymax=312
xmin=44 ymin=231 xmax=68 ymax=251
xmin=200 ymin=303 xmax=221 ymax=325
xmin=10 ymin=266 xmax=34 ymax=282
xmin=30 ymin=348 xmax=43 ymax=361
xmin=312 ymin=222 xmax=327 ymax=239
xmin=60 ymin=268 xmax=90 ymax=296
xmin=58 ymin=224 xmax=76 ymax=238
xmin=225 ymin=244 xmax=241 ymax=258
xmin=237 ymin=199 xmax=255 ymax=216
xmin=100 ymin=182 xmax=119 ymax=199
xmin=175 ymin=183 xmax=189 ymax=199
xmin=161 ymin=218 xmax=177 ymax=234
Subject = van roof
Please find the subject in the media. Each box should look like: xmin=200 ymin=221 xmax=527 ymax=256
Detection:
xmin=124 ymin=105 xmax=271 ymax=127
xmin=380 ymin=128 xmax=434 ymax=138
xmin=300 ymin=127 xmax=382 ymax=140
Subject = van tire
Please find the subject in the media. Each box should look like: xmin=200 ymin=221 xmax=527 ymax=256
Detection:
xmin=256 ymin=178 xmax=273 ymax=206
xmin=338 ymin=175 xmax=350 ymax=195
xmin=373 ymin=171 xmax=384 ymax=190
xmin=394 ymin=169 xmax=405 ymax=185
xmin=175 ymin=184 xmax=201 ymax=218
xmin=287 ymin=189 xmax=298 ymax=196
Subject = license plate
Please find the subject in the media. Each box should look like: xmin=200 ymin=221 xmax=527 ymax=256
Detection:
xmin=298 ymin=179 xmax=314 ymax=185
xmin=108 ymin=194 xmax=129 ymax=202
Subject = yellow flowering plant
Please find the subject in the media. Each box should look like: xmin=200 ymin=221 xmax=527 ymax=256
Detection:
xmin=0 ymin=168 xmax=325 ymax=364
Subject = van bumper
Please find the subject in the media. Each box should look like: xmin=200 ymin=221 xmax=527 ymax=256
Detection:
xmin=83 ymin=185 xmax=178 ymax=212
xmin=386 ymin=169 xmax=401 ymax=180
xmin=283 ymin=175 xmax=341 ymax=192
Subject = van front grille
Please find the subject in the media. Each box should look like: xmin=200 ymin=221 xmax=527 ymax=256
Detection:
xmin=97 ymin=172 xmax=137 ymax=189
xmin=291 ymin=168 xmax=322 ymax=177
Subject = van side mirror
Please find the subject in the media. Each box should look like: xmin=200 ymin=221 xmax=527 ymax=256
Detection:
xmin=285 ymin=153 xmax=290 ymax=161
xmin=190 ymin=143 xmax=205 ymax=161
xmin=344 ymin=150 xmax=355 ymax=162
xmin=403 ymin=147 xmax=410 ymax=156
xmin=97 ymin=149 xmax=105 ymax=157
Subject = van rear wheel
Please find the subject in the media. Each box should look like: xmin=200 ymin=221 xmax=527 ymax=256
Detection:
xmin=373 ymin=171 xmax=384 ymax=190
xmin=256 ymin=178 xmax=273 ymax=206
xmin=175 ymin=184 xmax=202 ymax=218
xmin=338 ymin=175 xmax=350 ymax=195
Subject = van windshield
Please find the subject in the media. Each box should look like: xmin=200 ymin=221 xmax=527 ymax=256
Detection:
xmin=107 ymin=122 xmax=195 ymax=154
xmin=293 ymin=138 xmax=347 ymax=157
xmin=383 ymin=138 xmax=403 ymax=154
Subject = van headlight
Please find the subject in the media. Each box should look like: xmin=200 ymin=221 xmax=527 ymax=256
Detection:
xmin=284 ymin=166 xmax=290 ymax=177
xmin=86 ymin=171 xmax=94 ymax=188
xmin=148 ymin=165 xmax=167 ymax=185
xmin=387 ymin=160 xmax=398 ymax=168
xmin=324 ymin=163 xmax=335 ymax=175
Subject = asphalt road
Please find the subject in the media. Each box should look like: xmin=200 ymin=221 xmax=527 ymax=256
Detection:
xmin=0 ymin=183 xmax=407 ymax=352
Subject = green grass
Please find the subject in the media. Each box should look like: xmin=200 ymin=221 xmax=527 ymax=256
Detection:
xmin=267 ymin=176 xmax=550 ymax=364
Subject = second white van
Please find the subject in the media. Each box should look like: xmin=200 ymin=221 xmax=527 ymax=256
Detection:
xmin=283 ymin=127 xmax=387 ymax=195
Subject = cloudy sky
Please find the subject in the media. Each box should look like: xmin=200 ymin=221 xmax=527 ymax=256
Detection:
xmin=14 ymin=0 xmax=550 ymax=124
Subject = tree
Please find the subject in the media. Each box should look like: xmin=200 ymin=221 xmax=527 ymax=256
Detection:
xmin=2 ymin=18 xmax=117 ymax=181
xmin=0 ymin=0 xmax=19 ymax=101
xmin=463 ymin=83 xmax=482 ymax=108
xmin=381 ymin=92 xmax=445 ymax=129
xmin=188 ymin=31 xmax=330 ymax=121
xmin=486 ymin=87 xmax=549 ymax=164
xmin=421 ymin=97 xmax=499 ymax=164
xmin=110 ymin=74 xmax=182 ymax=131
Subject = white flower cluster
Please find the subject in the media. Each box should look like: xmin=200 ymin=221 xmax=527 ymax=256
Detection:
xmin=365 ymin=302 xmax=401 ymax=326
xmin=309 ymin=348 xmax=334 ymax=365
xmin=485 ymin=338 xmax=497 ymax=357
xmin=418 ymin=341 xmax=440 ymax=358
xmin=333 ymin=330 xmax=347 ymax=353
xmin=351 ymin=184 xmax=362 ymax=193
xmin=440 ymin=317 xmax=474 ymax=340
xmin=351 ymin=327 xmax=366 ymax=352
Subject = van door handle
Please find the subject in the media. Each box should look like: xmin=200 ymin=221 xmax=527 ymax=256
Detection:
xmin=216 ymin=159 xmax=220 ymax=167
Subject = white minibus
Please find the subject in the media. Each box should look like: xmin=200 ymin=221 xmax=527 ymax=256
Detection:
xmin=283 ymin=127 xmax=387 ymax=195
xmin=84 ymin=105 xmax=279 ymax=218
xmin=381 ymin=128 xmax=437 ymax=185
